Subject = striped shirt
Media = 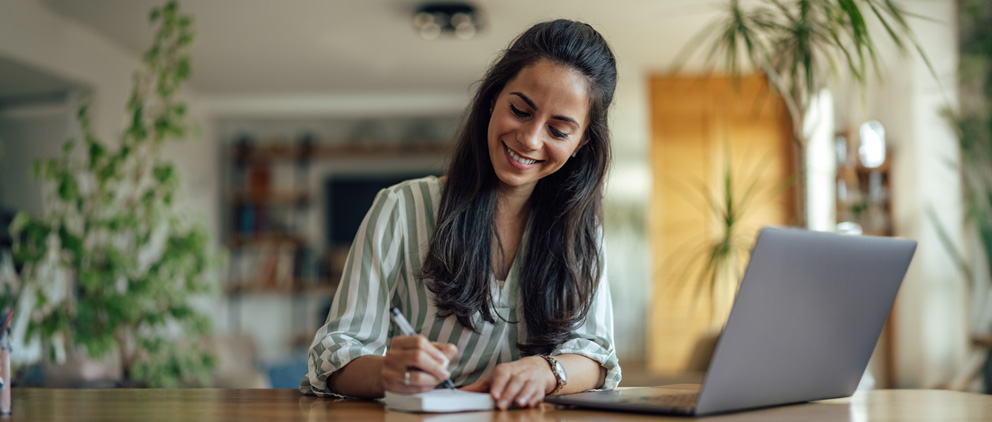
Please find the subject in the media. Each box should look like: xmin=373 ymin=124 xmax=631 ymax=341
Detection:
xmin=300 ymin=176 xmax=621 ymax=397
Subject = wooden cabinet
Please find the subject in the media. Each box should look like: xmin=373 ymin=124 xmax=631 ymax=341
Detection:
xmin=834 ymin=130 xmax=893 ymax=236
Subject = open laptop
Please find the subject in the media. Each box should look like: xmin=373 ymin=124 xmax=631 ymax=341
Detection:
xmin=545 ymin=226 xmax=917 ymax=416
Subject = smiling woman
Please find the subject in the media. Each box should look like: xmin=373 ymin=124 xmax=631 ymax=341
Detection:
xmin=487 ymin=60 xmax=591 ymax=192
xmin=301 ymin=19 xmax=620 ymax=410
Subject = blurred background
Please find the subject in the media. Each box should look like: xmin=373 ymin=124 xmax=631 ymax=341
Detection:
xmin=0 ymin=0 xmax=989 ymax=393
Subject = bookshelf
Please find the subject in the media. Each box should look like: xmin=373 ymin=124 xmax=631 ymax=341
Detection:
xmin=223 ymin=135 xmax=449 ymax=347
xmin=227 ymin=136 xmax=322 ymax=295
xmin=226 ymin=137 xmax=450 ymax=295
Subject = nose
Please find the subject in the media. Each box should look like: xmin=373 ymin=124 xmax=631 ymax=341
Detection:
xmin=516 ymin=121 xmax=541 ymax=151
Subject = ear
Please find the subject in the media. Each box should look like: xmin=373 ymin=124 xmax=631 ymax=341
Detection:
xmin=572 ymin=138 xmax=590 ymax=157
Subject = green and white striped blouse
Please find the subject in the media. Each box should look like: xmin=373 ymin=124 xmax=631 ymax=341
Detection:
xmin=300 ymin=176 xmax=621 ymax=397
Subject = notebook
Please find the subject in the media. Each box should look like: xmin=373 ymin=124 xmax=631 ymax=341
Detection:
xmin=545 ymin=227 xmax=917 ymax=416
xmin=384 ymin=389 xmax=494 ymax=413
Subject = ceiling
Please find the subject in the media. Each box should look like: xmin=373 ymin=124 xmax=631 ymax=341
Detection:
xmin=36 ymin=0 xmax=722 ymax=96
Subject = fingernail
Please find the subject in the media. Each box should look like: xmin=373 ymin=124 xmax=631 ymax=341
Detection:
xmin=517 ymin=396 xmax=529 ymax=406
xmin=499 ymin=400 xmax=508 ymax=409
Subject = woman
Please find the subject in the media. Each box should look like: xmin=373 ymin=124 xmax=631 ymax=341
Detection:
xmin=301 ymin=19 xmax=620 ymax=410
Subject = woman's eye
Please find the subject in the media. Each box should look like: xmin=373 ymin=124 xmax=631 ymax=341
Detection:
xmin=550 ymin=127 xmax=569 ymax=139
xmin=509 ymin=104 xmax=528 ymax=118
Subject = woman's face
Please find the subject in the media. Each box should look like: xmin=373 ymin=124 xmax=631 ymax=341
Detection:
xmin=487 ymin=59 xmax=591 ymax=194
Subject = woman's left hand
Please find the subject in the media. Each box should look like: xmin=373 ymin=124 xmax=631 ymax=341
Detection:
xmin=461 ymin=356 xmax=556 ymax=410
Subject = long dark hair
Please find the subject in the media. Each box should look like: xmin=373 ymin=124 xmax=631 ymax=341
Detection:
xmin=421 ymin=19 xmax=616 ymax=356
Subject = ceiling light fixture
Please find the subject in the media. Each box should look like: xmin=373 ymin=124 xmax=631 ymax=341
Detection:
xmin=412 ymin=2 xmax=482 ymax=40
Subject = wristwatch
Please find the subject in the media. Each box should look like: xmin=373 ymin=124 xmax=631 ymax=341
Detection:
xmin=540 ymin=355 xmax=567 ymax=395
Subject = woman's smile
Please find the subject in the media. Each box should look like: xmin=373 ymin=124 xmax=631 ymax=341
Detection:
xmin=502 ymin=141 xmax=542 ymax=169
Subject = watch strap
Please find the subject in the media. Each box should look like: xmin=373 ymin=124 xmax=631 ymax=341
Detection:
xmin=540 ymin=355 xmax=566 ymax=395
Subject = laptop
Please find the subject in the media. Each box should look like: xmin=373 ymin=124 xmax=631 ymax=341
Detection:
xmin=545 ymin=226 xmax=917 ymax=416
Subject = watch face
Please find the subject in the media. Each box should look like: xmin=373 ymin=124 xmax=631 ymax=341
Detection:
xmin=555 ymin=361 xmax=567 ymax=383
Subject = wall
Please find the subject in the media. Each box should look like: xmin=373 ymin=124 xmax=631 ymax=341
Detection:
xmin=0 ymin=1 xmax=132 ymax=145
xmin=0 ymin=106 xmax=72 ymax=216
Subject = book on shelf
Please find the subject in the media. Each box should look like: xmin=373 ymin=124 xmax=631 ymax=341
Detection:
xmin=247 ymin=164 xmax=271 ymax=192
xmin=274 ymin=244 xmax=295 ymax=288
xmin=237 ymin=205 xmax=256 ymax=234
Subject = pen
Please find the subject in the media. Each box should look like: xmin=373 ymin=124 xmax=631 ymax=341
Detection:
xmin=389 ymin=307 xmax=456 ymax=390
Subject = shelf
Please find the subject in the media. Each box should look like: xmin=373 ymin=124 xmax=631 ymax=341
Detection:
xmin=228 ymin=233 xmax=307 ymax=249
xmin=974 ymin=336 xmax=992 ymax=349
xmin=233 ymin=142 xmax=450 ymax=163
xmin=835 ymin=130 xmax=894 ymax=236
xmin=231 ymin=189 xmax=309 ymax=205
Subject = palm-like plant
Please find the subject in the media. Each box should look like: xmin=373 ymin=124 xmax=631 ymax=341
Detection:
xmin=934 ymin=0 xmax=992 ymax=393
xmin=690 ymin=0 xmax=933 ymax=226
xmin=956 ymin=1 xmax=992 ymax=287
xmin=664 ymin=153 xmax=790 ymax=320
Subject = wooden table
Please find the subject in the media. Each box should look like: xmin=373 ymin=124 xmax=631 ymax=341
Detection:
xmin=9 ymin=388 xmax=992 ymax=421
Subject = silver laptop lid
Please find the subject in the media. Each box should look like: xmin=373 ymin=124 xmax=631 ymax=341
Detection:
xmin=695 ymin=227 xmax=916 ymax=415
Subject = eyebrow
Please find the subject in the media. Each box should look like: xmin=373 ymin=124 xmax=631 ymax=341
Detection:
xmin=509 ymin=92 xmax=580 ymax=128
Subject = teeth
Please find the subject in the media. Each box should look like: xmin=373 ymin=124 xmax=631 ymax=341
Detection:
xmin=505 ymin=144 xmax=537 ymax=165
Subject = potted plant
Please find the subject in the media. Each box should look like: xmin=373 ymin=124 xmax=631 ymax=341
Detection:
xmin=684 ymin=0 xmax=934 ymax=227
xmin=8 ymin=1 xmax=218 ymax=387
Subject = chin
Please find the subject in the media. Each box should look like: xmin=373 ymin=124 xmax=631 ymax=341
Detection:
xmin=494 ymin=172 xmax=535 ymax=189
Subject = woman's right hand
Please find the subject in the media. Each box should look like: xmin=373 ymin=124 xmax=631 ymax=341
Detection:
xmin=381 ymin=335 xmax=458 ymax=393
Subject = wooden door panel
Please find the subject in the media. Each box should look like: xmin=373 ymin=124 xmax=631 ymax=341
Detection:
xmin=648 ymin=74 xmax=795 ymax=373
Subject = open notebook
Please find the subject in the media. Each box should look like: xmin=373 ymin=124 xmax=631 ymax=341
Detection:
xmin=384 ymin=389 xmax=494 ymax=413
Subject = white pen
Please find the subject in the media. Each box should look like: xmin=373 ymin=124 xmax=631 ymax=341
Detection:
xmin=389 ymin=307 xmax=456 ymax=390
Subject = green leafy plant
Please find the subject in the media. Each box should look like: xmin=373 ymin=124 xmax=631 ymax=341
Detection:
xmin=8 ymin=1 xmax=218 ymax=387
xmin=684 ymin=0 xmax=933 ymax=226
xmin=939 ymin=115 xmax=992 ymax=290
xmin=953 ymin=0 xmax=992 ymax=291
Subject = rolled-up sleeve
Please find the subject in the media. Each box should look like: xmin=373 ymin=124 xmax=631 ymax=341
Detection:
xmin=550 ymin=229 xmax=621 ymax=390
xmin=300 ymin=189 xmax=406 ymax=397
